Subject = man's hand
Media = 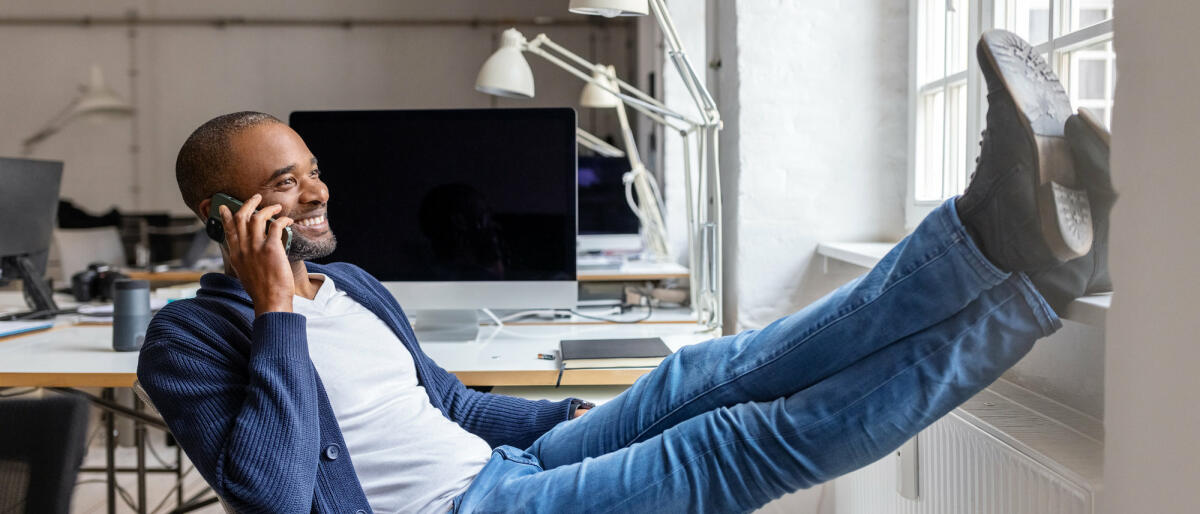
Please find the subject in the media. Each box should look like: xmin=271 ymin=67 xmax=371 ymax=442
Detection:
xmin=220 ymin=194 xmax=296 ymax=317
xmin=572 ymin=408 xmax=589 ymax=419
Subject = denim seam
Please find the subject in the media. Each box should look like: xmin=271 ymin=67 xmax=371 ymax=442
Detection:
xmin=1011 ymin=273 xmax=1062 ymax=334
xmin=939 ymin=198 xmax=1010 ymax=286
xmin=606 ymin=288 xmax=1020 ymax=514
xmin=630 ymin=235 xmax=965 ymax=444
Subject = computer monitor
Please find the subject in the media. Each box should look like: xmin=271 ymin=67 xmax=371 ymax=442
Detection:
xmin=0 ymin=157 xmax=64 ymax=320
xmin=577 ymin=155 xmax=642 ymax=253
xmin=289 ymin=108 xmax=578 ymax=320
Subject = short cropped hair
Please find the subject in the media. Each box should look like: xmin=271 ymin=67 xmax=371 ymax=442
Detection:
xmin=175 ymin=111 xmax=282 ymax=215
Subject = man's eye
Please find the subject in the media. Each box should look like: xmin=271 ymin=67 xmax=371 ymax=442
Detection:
xmin=310 ymin=168 xmax=321 ymax=177
xmin=277 ymin=177 xmax=296 ymax=187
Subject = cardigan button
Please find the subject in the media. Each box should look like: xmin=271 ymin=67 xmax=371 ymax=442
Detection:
xmin=356 ymin=510 xmax=367 ymax=514
xmin=323 ymin=444 xmax=340 ymax=460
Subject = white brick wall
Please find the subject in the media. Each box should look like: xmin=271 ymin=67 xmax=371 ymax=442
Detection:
xmin=702 ymin=0 xmax=910 ymax=331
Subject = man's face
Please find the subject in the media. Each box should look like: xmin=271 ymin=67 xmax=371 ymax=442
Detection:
xmin=215 ymin=122 xmax=336 ymax=261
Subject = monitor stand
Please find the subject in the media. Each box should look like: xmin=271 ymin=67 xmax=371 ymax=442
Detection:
xmin=0 ymin=255 xmax=60 ymax=320
xmin=410 ymin=310 xmax=480 ymax=343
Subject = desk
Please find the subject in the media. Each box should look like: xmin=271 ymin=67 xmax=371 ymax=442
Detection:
xmin=0 ymin=320 xmax=716 ymax=388
xmin=122 ymin=264 xmax=692 ymax=284
xmin=0 ymin=293 xmax=715 ymax=513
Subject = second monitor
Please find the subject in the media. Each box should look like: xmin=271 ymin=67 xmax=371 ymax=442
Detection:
xmin=289 ymin=108 xmax=578 ymax=313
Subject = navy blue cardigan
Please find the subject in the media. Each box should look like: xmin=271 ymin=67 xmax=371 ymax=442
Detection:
xmin=136 ymin=262 xmax=575 ymax=513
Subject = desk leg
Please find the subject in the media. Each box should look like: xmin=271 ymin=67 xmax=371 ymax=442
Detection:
xmin=104 ymin=387 xmax=116 ymax=514
xmin=135 ymin=394 xmax=147 ymax=514
xmin=176 ymin=445 xmax=184 ymax=508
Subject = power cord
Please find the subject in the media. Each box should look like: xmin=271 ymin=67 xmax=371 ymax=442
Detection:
xmin=568 ymin=302 xmax=653 ymax=323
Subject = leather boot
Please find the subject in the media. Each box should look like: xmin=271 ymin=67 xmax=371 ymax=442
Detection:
xmin=956 ymin=30 xmax=1093 ymax=273
xmin=1029 ymin=108 xmax=1117 ymax=314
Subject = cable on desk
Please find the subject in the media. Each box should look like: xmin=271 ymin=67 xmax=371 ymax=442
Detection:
xmin=567 ymin=303 xmax=653 ymax=323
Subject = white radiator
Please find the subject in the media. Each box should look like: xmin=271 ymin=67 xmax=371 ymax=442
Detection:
xmin=834 ymin=406 xmax=1097 ymax=514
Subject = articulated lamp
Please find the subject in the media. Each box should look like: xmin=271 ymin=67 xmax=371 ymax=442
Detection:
xmin=22 ymin=65 xmax=134 ymax=156
xmin=477 ymin=0 xmax=724 ymax=329
xmin=476 ymin=31 xmax=672 ymax=264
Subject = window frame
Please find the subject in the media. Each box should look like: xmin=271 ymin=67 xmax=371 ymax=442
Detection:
xmin=905 ymin=0 xmax=1114 ymax=230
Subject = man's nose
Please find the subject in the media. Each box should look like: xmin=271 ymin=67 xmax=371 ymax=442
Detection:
xmin=300 ymin=180 xmax=329 ymax=205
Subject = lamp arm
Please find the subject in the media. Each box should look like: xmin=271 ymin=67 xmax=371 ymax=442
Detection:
xmin=525 ymin=35 xmax=700 ymax=129
xmin=20 ymin=96 xmax=83 ymax=155
xmin=649 ymin=0 xmax=721 ymax=125
xmin=575 ymin=127 xmax=626 ymax=158
xmin=532 ymin=34 xmax=668 ymax=112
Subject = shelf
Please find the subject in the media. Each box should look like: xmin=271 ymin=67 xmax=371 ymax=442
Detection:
xmin=817 ymin=241 xmax=1110 ymax=327
xmin=577 ymin=261 xmax=689 ymax=282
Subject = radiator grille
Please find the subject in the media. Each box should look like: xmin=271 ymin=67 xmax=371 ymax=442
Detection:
xmin=834 ymin=413 xmax=1093 ymax=514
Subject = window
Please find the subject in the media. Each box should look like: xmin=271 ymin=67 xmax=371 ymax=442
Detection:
xmin=907 ymin=0 xmax=1114 ymax=226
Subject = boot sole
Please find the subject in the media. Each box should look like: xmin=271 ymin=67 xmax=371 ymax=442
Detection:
xmin=979 ymin=31 xmax=1093 ymax=261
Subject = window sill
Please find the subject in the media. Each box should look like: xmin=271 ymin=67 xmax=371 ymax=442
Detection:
xmin=816 ymin=241 xmax=1111 ymax=327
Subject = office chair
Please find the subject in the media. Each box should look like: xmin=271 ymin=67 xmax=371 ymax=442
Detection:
xmin=0 ymin=394 xmax=89 ymax=514
xmin=132 ymin=381 xmax=236 ymax=514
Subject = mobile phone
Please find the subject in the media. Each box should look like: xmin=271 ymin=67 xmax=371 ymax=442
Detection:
xmin=205 ymin=193 xmax=294 ymax=253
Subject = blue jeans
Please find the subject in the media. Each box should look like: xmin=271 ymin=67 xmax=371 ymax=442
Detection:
xmin=453 ymin=199 xmax=1061 ymax=513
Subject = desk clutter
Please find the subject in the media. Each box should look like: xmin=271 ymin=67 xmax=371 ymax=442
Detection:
xmin=559 ymin=337 xmax=672 ymax=369
xmin=555 ymin=337 xmax=673 ymax=387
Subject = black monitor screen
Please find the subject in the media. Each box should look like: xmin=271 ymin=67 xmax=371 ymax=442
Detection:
xmin=578 ymin=155 xmax=639 ymax=235
xmin=0 ymin=157 xmax=63 ymax=281
xmin=290 ymin=108 xmax=577 ymax=282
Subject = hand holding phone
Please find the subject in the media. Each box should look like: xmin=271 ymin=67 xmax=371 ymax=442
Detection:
xmin=207 ymin=193 xmax=297 ymax=316
xmin=206 ymin=193 xmax=293 ymax=252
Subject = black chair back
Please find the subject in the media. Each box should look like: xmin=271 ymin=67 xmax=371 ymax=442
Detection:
xmin=0 ymin=395 xmax=90 ymax=514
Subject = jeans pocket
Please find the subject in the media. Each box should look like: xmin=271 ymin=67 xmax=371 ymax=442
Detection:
xmin=453 ymin=446 xmax=543 ymax=513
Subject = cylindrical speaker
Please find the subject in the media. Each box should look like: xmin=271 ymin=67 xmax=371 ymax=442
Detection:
xmin=112 ymin=279 xmax=150 ymax=352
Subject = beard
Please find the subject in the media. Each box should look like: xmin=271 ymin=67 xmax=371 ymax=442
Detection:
xmin=287 ymin=226 xmax=337 ymax=262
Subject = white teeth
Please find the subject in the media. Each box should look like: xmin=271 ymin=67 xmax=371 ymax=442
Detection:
xmin=297 ymin=215 xmax=325 ymax=227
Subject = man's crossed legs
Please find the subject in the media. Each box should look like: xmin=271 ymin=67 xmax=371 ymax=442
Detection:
xmin=453 ymin=29 xmax=1109 ymax=514
xmin=454 ymin=199 xmax=1058 ymax=513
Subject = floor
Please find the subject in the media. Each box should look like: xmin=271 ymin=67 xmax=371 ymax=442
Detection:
xmin=70 ymin=411 xmax=222 ymax=514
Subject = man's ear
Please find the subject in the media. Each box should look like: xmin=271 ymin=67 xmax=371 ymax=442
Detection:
xmin=196 ymin=198 xmax=212 ymax=222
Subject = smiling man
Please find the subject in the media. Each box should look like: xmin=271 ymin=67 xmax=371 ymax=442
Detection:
xmin=137 ymin=30 xmax=1115 ymax=514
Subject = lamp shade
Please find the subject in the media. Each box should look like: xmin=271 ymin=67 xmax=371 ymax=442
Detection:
xmin=579 ymin=68 xmax=620 ymax=108
xmin=72 ymin=65 xmax=134 ymax=121
xmin=475 ymin=28 xmax=535 ymax=98
xmin=568 ymin=0 xmax=649 ymax=17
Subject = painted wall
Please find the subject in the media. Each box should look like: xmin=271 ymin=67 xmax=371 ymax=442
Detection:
xmin=716 ymin=0 xmax=909 ymax=330
xmin=1101 ymin=0 xmax=1200 ymax=512
xmin=0 ymin=0 xmax=634 ymax=216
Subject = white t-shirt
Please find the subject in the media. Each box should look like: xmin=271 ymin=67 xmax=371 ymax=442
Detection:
xmin=293 ymin=275 xmax=493 ymax=514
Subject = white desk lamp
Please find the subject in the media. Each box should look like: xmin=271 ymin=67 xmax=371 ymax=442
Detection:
xmin=477 ymin=0 xmax=724 ymax=329
xmin=476 ymin=29 xmax=673 ymax=262
xmin=22 ymin=65 xmax=134 ymax=156
xmin=579 ymin=65 xmax=671 ymax=263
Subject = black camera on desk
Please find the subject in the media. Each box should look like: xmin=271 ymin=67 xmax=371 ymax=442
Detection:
xmin=70 ymin=263 xmax=129 ymax=302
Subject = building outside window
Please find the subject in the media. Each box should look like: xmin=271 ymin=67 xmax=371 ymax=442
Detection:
xmin=908 ymin=0 xmax=1114 ymax=227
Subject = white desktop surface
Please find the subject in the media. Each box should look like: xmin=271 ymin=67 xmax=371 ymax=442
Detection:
xmin=0 ymin=292 xmax=717 ymax=387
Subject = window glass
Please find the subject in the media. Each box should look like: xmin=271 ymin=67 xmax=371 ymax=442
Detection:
xmin=1070 ymin=0 xmax=1113 ymax=32
xmin=919 ymin=0 xmax=948 ymax=84
xmin=948 ymin=0 xmax=969 ymax=74
xmin=995 ymin=0 xmax=1052 ymax=45
xmin=1060 ymin=39 xmax=1115 ymax=127
xmin=916 ymin=90 xmax=945 ymax=202
xmin=943 ymin=83 xmax=968 ymax=197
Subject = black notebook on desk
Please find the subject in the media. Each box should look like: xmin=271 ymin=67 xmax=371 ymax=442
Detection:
xmin=560 ymin=337 xmax=672 ymax=369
